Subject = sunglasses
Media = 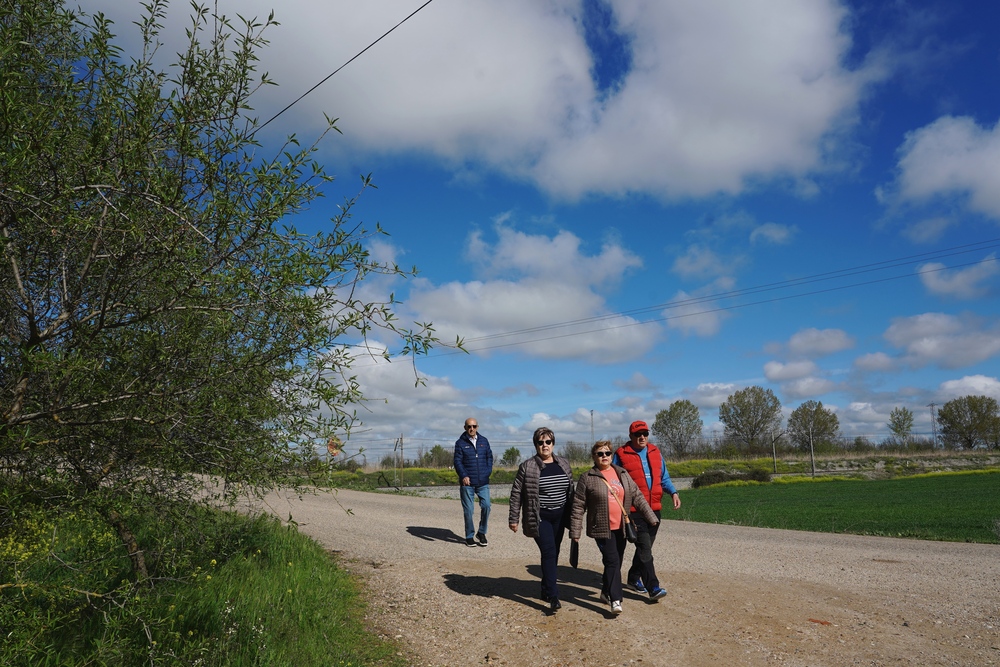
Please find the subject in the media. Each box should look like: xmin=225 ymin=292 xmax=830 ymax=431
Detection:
xmin=465 ymin=424 xmax=478 ymax=430
xmin=595 ymin=451 xmax=612 ymax=457
xmin=536 ymin=439 xmax=553 ymax=446
xmin=633 ymin=431 xmax=649 ymax=438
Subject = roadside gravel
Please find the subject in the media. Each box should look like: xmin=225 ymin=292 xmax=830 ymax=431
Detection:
xmin=254 ymin=487 xmax=1000 ymax=667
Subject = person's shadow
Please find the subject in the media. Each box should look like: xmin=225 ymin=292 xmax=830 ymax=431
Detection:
xmin=406 ymin=526 xmax=467 ymax=544
xmin=531 ymin=563 xmax=659 ymax=604
xmin=444 ymin=564 xmax=623 ymax=617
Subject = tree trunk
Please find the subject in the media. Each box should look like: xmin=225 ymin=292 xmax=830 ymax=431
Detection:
xmin=105 ymin=508 xmax=149 ymax=584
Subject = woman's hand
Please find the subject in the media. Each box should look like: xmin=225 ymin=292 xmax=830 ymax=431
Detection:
xmin=509 ymin=523 xmax=518 ymax=533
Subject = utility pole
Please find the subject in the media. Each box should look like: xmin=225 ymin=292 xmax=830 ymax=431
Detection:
xmin=770 ymin=429 xmax=783 ymax=474
xmin=590 ymin=410 xmax=595 ymax=444
xmin=927 ymin=403 xmax=938 ymax=449
xmin=808 ymin=426 xmax=816 ymax=477
xmin=393 ymin=434 xmax=404 ymax=487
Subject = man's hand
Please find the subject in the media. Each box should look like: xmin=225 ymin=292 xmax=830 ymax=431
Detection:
xmin=461 ymin=476 xmax=470 ymax=486
xmin=671 ymin=492 xmax=681 ymax=510
xmin=509 ymin=523 xmax=518 ymax=533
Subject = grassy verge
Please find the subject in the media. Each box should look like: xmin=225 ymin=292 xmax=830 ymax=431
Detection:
xmin=0 ymin=491 xmax=402 ymax=667
xmin=670 ymin=470 xmax=1000 ymax=543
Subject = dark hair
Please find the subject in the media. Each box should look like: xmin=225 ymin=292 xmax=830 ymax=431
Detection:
xmin=591 ymin=440 xmax=613 ymax=456
xmin=532 ymin=427 xmax=555 ymax=447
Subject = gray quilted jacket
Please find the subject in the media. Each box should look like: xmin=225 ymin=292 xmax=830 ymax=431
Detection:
xmin=508 ymin=455 xmax=573 ymax=538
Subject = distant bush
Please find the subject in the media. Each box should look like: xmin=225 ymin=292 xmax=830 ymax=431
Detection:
xmin=691 ymin=468 xmax=771 ymax=488
xmin=331 ymin=459 xmax=361 ymax=473
xmin=560 ymin=441 xmax=593 ymax=465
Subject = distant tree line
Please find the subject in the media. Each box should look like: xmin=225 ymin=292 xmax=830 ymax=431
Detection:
xmin=700 ymin=389 xmax=999 ymax=458
xmin=365 ymin=392 xmax=999 ymax=470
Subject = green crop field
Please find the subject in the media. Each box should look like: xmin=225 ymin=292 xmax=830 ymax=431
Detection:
xmin=668 ymin=470 xmax=1000 ymax=543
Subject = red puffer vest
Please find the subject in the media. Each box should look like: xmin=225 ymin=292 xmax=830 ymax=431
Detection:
xmin=616 ymin=444 xmax=663 ymax=511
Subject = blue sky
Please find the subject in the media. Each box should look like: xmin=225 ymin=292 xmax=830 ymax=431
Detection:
xmin=87 ymin=0 xmax=1000 ymax=462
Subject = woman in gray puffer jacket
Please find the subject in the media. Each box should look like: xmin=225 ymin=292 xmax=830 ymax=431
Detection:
xmin=570 ymin=440 xmax=658 ymax=616
xmin=508 ymin=426 xmax=574 ymax=612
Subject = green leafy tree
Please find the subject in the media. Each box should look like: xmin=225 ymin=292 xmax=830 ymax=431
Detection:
xmin=425 ymin=444 xmax=453 ymax=468
xmin=937 ymin=396 xmax=1000 ymax=450
xmin=651 ymin=399 xmax=703 ymax=457
xmin=1 ymin=0 xmax=450 ymax=581
xmin=887 ymin=406 xmax=914 ymax=446
xmin=559 ymin=440 xmax=592 ymax=465
xmin=718 ymin=386 xmax=782 ymax=452
xmin=499 ymin=446 xmax=521 ymax=468
xmin=787 ymin=400 xmax=840 ymax=451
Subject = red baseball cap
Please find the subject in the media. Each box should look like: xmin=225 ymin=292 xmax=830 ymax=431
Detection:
xmin=629 ymin=420 xmax=649 ymax=435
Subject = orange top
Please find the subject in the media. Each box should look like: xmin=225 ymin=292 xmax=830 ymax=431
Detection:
xmin=600 ymin=468 xmax=624 ymax=531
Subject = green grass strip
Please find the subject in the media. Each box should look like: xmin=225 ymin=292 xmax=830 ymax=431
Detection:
xmin=668 ymin=470 xmax=1000 ymax=543
xmin=0 ymin=502 xmax=403 ymax=667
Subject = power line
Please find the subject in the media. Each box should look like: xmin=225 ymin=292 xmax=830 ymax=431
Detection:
xmin=251 ymin=0 xmax=436 ymax=137
xmin=458 ymin=237 xmax=1000 ymax=345
xmin=455 ymin=253 xmax=998 ymax=355
xmin=350 ymin=238 xmax=997 ymax=361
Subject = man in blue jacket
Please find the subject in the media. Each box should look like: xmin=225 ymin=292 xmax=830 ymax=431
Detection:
xmin=454 ymin=417 xmax=494 ymax=547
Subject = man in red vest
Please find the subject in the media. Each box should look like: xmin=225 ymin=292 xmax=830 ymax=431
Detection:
xmin=612 ymin=420 xmax=681 ymax=600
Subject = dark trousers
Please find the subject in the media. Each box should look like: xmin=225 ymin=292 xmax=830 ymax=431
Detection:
xmin=627 ymin=509 xmax=662 ymax=590
xmin=594 ymin=529 xmax=626 ymax=603
xmin=533 ymin=507 xmax=566 ymax=601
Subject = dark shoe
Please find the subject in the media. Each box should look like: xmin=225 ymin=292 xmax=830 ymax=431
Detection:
xmin=476 ymin=533 xmax=488 ymax=546
xmin=466 ymin=538 xmax=477 ymax=547
xmin=648 ymin=586 xmax=667 ymax=600
xmin=627 ymin=579 xmax=647 ymax=594
xmin=541 ymin=591 xmax=551 ymax=603
xmin=549 ymin=599 xmax=561 ymax=612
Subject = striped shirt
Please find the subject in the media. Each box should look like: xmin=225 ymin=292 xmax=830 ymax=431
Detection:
xmin=538 ymin=462 xmax=569 ymax=510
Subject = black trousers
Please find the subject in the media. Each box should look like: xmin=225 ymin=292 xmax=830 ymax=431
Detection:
xmin=595 ymin=528 xmax=626 ymax=603
xmin=627 ymin=509 xmax=662 ymax=590
xmin=533 ymin=507 xmax=566 ymax=601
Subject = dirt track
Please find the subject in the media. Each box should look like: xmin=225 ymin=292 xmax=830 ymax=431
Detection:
xmin=255 ymin=488 xmax=1000 ymax=667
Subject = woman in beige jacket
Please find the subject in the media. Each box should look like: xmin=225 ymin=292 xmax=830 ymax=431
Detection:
xmin=570 ymin=441 xmax=658 ymax=615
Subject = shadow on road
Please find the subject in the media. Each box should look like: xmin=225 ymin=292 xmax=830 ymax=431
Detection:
xmin=443 ymin=564 xmax=626 ymax=617
xmin=406 ymin=526 xmax=466 ymax=544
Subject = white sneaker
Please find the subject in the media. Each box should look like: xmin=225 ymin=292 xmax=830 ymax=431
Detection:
xmin=611 ymin=600 xmax=623 ymax=615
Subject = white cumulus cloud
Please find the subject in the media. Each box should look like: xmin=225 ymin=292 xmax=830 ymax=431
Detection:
xmin=842 ymin=402 xmax=888 ymax=426
xmin=689 ymin=382 xmax=738 ymax=411
xmin=854 ymin=352 xmax=895 ymax=372
xmin=764 ymin=360 xmax=818 ymax=382
xmin=79 ymin=0 xmax=882 ymax=201
xmin=917 ymin=254 xmax=999 ymax=300
xmin=750 ymin=222 xmax=798 ymax=245
xmin=671 ymin=245 xmax=730 ymax=280
xmin=405 ymin=225 xmax=659 ymax=363
xmin=787 ymin=327 xmax=854 ymax=358
xmin=883 ymin=313 xmax=1000 ymax=369
xmin=892 ymin=115 xmax=1000 ymax=219
xmin=938 ymin=375 xmax=1000 ymax=400
xmin=531 ymin=0 xmax=879 ymax=199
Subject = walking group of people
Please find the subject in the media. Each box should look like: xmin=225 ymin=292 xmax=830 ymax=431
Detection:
xmin=453 ymin=417 xmax=680 ymax=615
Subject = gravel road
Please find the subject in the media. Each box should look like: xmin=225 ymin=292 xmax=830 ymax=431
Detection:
xmin=254 ymin=487 xmax=1000 ymax=667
